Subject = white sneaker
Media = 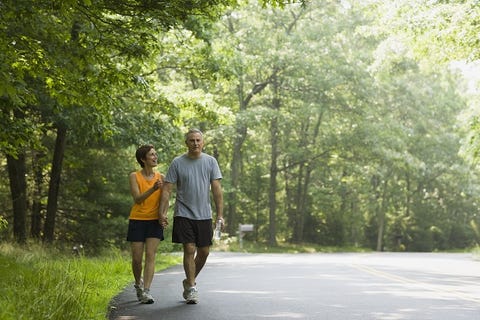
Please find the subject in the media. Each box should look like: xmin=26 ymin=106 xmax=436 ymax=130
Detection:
xmin=186 ymin=286 xmax=199 ymax=304
xmin=182 ymin=279 xmax=189 ymax=300
xmin=140 ymin=289 xmax=154 ymax=304
xmin=182 ymin=279 xmax=197 ymax=300
xmin=134 ymin=281 xmax=143 ymax=301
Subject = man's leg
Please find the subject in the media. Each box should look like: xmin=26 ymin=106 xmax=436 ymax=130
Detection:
xmin=183 ymin=243 xmax=208 ymax=304
xmin=183 ymin=243 xmax=197 ymax=287
xmin=194 ymin=246 xmax=210 ymax=277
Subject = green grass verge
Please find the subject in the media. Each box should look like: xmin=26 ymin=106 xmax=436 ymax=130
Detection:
xmin=0 ymin=242 xmax=181 ymax=320
xmin=473 ymin=245 xmax=480 ymax=260
xmin=212 ymin=237 xmax=372 ymax=253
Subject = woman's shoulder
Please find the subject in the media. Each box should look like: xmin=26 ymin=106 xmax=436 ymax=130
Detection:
xmin=129 ymin=170 xmax=141 ymax=177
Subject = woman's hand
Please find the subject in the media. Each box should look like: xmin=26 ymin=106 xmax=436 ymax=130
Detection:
xmin=153 ymin=178 xmax=163 ymax=190
xmin=159 ymin=215 xmax=168 ymax=228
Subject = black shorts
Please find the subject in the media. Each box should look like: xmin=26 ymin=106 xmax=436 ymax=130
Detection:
xmin=172 ymin=216 xmax=213 ymax=247
xmin=127 ymin=219 xmax=164 ymax=242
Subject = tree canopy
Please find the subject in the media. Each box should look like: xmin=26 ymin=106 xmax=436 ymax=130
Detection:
xmin=1 ymin=0 xmax=479 ymax=252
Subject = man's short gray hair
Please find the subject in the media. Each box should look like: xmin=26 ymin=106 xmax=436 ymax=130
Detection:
xmin=185 ymin=128 xmax=203 ymax=141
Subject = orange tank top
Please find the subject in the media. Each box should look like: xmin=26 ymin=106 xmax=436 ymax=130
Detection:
xmin=129 ymin=171 xmax=162 ymax=220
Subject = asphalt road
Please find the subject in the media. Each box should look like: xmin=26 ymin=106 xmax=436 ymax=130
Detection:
xmin=108 ymin=252 xmax=480 ymax=320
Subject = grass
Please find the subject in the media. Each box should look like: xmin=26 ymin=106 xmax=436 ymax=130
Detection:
xmin=212 ymin=236 xmax=372 ymax=253
xmin=473 ymin=245 xmax=480 ymax=260
xmin=214 ymin=237 xmax=480 ymax=255
xmin=0 ymin=242 xmax=181 ymax=320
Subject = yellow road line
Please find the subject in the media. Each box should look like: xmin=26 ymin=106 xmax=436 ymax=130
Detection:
xmin=351 ymin=263 xmax=480 ymax=305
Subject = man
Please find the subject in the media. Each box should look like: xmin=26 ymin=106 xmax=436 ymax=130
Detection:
xmin=159 ymin=128 xmax=224 ymax=304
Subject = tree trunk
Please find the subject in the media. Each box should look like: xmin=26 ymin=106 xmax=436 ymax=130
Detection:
xmin=268 ymin=76 xmax=281 ymax=246
xmin=227 ymin=115 xmax=246 ymax=235
xmin=268 ymin=113 xmax=279 ymax=246
xmin=6 ymin=153 xmax=27 ymax=244
xmin=31 ymin=150 xmax=45 ymax=238
xmin=298 ymin=165 xmax=313 ymax=241
xmin=227 ymin=71 xmax=272 ymax=235
xmin=290 ymin=163 xmax=304 ymax=243
xmin=43 ymin=124 xmax=67 ymax=242
xmin=291 ymin=110 xmax=324 ymax=243
xmin=376 ymin=178 xmax=389 ymax=252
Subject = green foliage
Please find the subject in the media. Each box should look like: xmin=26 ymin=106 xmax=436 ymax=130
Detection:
xmin=0 ymin=215 xmax=7 ymax=229
xmin=1 ymin=0 xmax=480 ymax=253
xmin=205 ymin=0 xmax=480 ymax=251
xmin=466 ymin=116 xmax=480 ymax=161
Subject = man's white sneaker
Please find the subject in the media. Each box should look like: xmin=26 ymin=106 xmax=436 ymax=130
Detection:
xmin=182 ymin=279 xmax=197 ymax=300
xmin=140 ymin=289 xmax=154 ymax=304
xmin=186 ymin=287 xmax=199 ymax=304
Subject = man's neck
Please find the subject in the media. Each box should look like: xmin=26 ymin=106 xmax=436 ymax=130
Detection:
xmin=187 ymin=152 xmax=202 ymax=159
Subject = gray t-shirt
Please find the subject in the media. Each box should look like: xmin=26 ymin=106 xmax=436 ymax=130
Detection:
xmin=165 ymin=153 xmax=222 ymax=220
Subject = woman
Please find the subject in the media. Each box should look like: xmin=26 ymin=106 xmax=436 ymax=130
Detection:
xmin=127 ymin=144 xmax=165 ymax=304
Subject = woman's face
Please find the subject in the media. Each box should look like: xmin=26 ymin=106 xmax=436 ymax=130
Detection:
xmin=143 ymin=148 xmax=158 ymax=167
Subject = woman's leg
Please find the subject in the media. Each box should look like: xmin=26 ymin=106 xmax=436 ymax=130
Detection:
xmin=131 ymin=242 xmax=144 ymax=286
xmin=143 ymin=237 xmax=161 ymax=290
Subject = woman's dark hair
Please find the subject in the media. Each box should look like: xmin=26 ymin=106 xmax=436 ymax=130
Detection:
xmin=135 ymin=144 xmax=154 ymax=168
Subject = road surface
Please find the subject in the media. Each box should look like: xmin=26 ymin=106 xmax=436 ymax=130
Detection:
xmin=108 ymin=252 xmax=480 ymax=320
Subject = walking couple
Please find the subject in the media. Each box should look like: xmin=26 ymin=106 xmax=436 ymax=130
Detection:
xmin=126 ymin=128 xmax=224 ymax=304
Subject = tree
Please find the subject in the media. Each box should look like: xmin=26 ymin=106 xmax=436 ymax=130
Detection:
xmin=0 ymin=0 xmax=237 ymax=242
xmin=1 ymin=0 xmax=479 ymax=251
xmin=364 ymin=0 xmax=480 ymax=162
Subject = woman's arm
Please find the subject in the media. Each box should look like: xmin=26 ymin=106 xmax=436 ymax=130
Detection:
xmin=129 ymin=172 xmax=161 ymax=204
xmin=158 ymin=181 xmax=172 ymax=227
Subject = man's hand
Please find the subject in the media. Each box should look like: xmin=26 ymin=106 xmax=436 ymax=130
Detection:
xmin=216 ymin=216 xmax=225 ymax=230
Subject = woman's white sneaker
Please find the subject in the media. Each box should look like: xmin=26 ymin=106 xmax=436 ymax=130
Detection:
xmin=134 ymin=281 xmax=144 ymax=301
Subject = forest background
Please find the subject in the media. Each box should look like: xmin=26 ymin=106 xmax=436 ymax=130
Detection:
xmin=2 ymin=0 xmax=480 ymax=254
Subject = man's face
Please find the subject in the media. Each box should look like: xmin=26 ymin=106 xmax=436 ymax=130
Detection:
xmin=186 ymin=132 xmax=204 ymax=156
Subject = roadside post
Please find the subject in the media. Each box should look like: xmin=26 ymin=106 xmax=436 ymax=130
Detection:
xmin=238 ymin=224 xmax=254 ymax=249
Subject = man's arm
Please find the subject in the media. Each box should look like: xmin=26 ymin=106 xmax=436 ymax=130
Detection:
xmin=158 ymin=182 xmax=172 ymax=227
xmin=211 ymin=179 xmax=224 ymax=225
